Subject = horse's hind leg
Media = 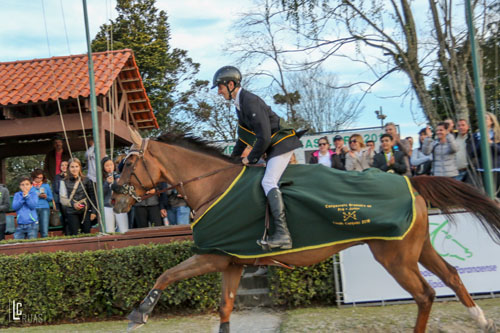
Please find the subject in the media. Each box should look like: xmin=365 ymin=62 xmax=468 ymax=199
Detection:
xmin=219 ymin=264 xmax=244 ymax=333
xmin=419 ymin=237 xmax=496 ymax=332
xmin=127 ymin=254 xmax=231 ymax=331
xmin=369 ymin=241 xmax=435 ymax=333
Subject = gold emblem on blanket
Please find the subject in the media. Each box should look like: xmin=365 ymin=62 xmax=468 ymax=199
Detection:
xmin=325 ymin=203 xmax=372 ymax=226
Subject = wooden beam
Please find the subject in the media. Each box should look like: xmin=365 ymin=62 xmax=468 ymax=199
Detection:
xmin=121 ymin=78 xmax=141 ymax=83
xmin=0 ymin=113 xmax=93 ymax=138
xmin=128 ymin=99 xmax=147 ymax=104
xmin=116 ymin=92 xmax=127 ymax=121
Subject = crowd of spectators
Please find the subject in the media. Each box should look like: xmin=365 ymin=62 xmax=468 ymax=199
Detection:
xmin=308 ymin=116 xmax=500 ymax=197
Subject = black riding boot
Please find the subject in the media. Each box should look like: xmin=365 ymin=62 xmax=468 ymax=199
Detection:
xmin=266 ymin=188 xmax=292 ymax=249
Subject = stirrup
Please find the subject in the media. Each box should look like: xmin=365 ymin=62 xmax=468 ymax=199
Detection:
xmin=257 ymin=238 xmax=272 ymax=252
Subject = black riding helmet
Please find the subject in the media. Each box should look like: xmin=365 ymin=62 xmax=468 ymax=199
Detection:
xmin=212 ymin=66 xmax=242 ymax=89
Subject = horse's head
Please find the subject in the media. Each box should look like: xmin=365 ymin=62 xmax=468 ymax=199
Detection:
xmin=112 ymin=129 xmax=163 ymax=213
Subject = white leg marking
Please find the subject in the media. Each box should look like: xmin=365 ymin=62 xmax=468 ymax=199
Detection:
xmin=468 ymin=305 xmax=488 ymax=328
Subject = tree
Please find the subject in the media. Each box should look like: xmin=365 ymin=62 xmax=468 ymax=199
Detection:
xmin=278 ymin=0 xmax=496 ymax=126
xmin=91 ymin=0 xmax=199 ymax=130
xmin=225 ymin=0 xmax=304 ymax=127
xmin=176 ymin=80 xmax=238 ymax=141
xmin=287 ymin=67 xmax=363 ymax=132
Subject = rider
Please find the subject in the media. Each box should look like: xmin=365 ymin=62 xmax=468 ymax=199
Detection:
xmin=213 ymin=66 xmax=303 ymax=250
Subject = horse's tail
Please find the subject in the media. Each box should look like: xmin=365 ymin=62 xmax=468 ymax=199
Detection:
xmin=410 ymin=175 xmax=500 ymax=244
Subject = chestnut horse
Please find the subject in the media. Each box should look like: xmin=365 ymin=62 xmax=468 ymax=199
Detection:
xmin=113 ymin=131 xmax=500 ymax=333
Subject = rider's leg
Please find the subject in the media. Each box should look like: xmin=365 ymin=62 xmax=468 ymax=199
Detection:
xmin=261 ymin=151 xmax=293 ymax=249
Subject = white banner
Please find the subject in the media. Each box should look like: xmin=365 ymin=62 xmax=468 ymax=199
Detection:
xmin=340 ymin=212 xmax=500 ymax=303
xmin=215 ymin=127 xmax=385 ymax=164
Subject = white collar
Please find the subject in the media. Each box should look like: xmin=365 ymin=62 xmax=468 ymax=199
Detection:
xmin=233 ymin=88 xmax=242 ymax=110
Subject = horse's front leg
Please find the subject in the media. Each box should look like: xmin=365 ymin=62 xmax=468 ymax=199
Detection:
xmin=127 ymin=254 xmax=231 ymax=331
xmin=219 ymin=263 xmax=244 ymax=333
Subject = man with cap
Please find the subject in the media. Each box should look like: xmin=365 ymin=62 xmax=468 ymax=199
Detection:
xmin=213 ymin=65 xmax=303 ymax=250
xmin=332 ymin=135 xmax=348 ymax=168
xmin=44 ymin=136 xmax=71 ymax=182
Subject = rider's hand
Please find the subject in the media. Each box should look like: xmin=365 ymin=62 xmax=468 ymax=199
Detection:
xmin=242 ymin=157 xmax=249 ymax=165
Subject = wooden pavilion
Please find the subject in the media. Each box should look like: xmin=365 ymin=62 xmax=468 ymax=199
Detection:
xmin=0 ymin=49 xmax=158 ymax=182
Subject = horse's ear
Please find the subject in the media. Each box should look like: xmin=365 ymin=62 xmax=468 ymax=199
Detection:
xmin=129 ymin=127 xmax=143 ymax=147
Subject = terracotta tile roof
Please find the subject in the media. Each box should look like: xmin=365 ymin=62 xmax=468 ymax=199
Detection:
xmin=0 ymin=49 xmax=158 ymax=129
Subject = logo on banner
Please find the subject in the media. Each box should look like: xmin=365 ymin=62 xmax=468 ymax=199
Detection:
xmin=430 ymin=219 xmax=473 ymax=261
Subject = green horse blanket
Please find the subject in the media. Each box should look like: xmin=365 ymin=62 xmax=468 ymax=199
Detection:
xmin=191 ymin=164 xmax=416 ymax=258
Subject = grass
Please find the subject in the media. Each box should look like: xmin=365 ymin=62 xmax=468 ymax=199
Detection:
xmin=1 ymin=298 xmax=499 ymax=332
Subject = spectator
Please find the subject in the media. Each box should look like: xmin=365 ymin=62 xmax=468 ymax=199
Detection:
xmin=160 ymin=189 xmax=191 ymax=225
xmin=102 ymin=156 xmax=129 ymax=233
xmin=444 ymin=118 xmax=458 ymax=136
xmin=0 ymin=182 xmax=10 ymax=241
xmin=31 ymin=169 xmax=53 ymax=238
xmin=372 ymin=134 xmax=407 ymax=175
xmin=366 ymin=140 xmax=376 ymax=151
xmin=405 ymin=136 xmax=414 ymax=157
xmin=289 ymin=152 xmax=298 ymax=165
xmin=345 ymin=134 xmax=374 ymax=171
xmin=53 ymin=160 xmax=69 ymax=235
xmin=423 ymin=123 xmax=459 ymax=178
xmin=59 ymin=158 xmax=97 ymax=235
xmin=85 ymin=138 xmax=96 ymax=183
xmin=456 ymin=119 xmax=471 ymax=181
xmin=384 ymin=122 xmax=411 ymax=177
xmin=411 ymin=128 xmax=433 ymax=176
xmin=469 ymin=112 xmax=500 ymax=194
xmin=43 ymin=136 xmax=70 ymax=182
xmin=134 ymin=190 xmax=162 ymax=228
xmin=332 ymin=135 xmax=348 ymax=167
xmin=12 ymin=177 xmax=39 ymax=240
xmin=309 ymin=136 xmax=345 ymax=170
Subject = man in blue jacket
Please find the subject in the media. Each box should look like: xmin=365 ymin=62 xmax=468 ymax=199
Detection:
xmin=213 ymin=66 xmax=303 ymax=250
xmin=12 ymin=177 xmax=39 ymax=239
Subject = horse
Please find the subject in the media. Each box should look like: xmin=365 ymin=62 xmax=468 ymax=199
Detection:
xmin=112 ymin=130 xmax=500 ymax=333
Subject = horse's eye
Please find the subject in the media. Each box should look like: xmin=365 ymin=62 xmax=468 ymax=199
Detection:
xmin=126 ymin=162 xmax=133 ymax=167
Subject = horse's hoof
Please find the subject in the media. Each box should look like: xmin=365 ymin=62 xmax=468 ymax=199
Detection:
xmin=127 ymin=321 xmax=144 ymax=332
xmin=127 ymin=308 xmax=148 ymax=332
xmin=485 ymin=319 xmax=497 ymax=333
xmin=219 ymin=321 xmax=230 ymax=333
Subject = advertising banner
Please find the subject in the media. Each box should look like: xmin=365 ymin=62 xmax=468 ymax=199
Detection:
xmin=340 ymin=212 xmax=500 ymax=303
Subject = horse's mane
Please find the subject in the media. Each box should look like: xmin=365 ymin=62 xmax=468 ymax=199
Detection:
xmin=155 ymin=133 xmax=238 ymax=164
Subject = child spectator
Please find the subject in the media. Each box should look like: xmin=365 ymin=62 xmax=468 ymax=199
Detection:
xmin=31 ymin=169 xmax=53 ymax=238
xmin=102 ymin=156 xmax=129 ymax=233
xmin=12 ymin=177 xmax=39 ymax=239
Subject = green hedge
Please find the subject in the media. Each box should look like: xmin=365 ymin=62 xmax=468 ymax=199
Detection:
xmin=268 ymin=256 xmax=336 ymax=307
xmin=0 ymin=241 xmax=220 ymax=327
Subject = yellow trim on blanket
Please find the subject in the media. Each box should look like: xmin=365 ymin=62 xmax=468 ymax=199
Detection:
xmin=191 ymin=166 xmax=247 ymax=230
xmin=239 ymin=124 xmax=255 ymax=135
xmin=210 ymin=175 xmax=418 ymax=259
xmin=238 ymin=138 xmax=253 ymax=147
xmin=272 ymin=131 xmax=295 ymax=146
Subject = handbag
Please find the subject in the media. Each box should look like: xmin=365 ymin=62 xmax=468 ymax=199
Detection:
xmin=5 ymin=215 xmax=16 ymax=234
xmin=49 ymin=200 xmax=62 ymax=227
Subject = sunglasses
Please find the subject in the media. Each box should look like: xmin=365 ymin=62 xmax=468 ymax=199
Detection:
xmin=349 ymin=140 xmax=358 ymax=144
xmin=318 ymin=143 xmax=328 ymax=146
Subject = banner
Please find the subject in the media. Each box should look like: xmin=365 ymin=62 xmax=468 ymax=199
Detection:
xmin=340 ymin=212 xmax=500 ymax=303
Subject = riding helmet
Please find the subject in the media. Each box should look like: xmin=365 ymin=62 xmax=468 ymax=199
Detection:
xmin=212 ymin=66 xmax=242 ymax=89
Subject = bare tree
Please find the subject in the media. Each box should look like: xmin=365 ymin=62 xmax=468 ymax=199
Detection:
xmin=225 ymin=0 xmax=303 ymax=124
xmin=278 ymin=0 xmax=496 ymax=125
xmin=288 ymin=67 xmax=363 ymax=132
xmin=176 ymin=80 xmax=238 ymax=141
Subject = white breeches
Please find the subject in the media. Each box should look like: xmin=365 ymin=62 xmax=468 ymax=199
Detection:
xmin=261 ymin=151 xmax=294 ymax=196
xmin=104 ymin=207 xmax=129 ymax=233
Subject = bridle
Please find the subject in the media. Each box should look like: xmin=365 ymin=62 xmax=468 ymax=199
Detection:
xmin=115 ymin=139 xmax=242 ymax=214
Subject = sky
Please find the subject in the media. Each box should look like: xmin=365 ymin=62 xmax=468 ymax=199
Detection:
xmin=0 ymin=0 xmax=430 ymax=142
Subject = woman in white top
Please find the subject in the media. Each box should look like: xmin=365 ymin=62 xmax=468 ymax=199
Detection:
xmin=345 ymin=133 xmax=374 ymax=171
